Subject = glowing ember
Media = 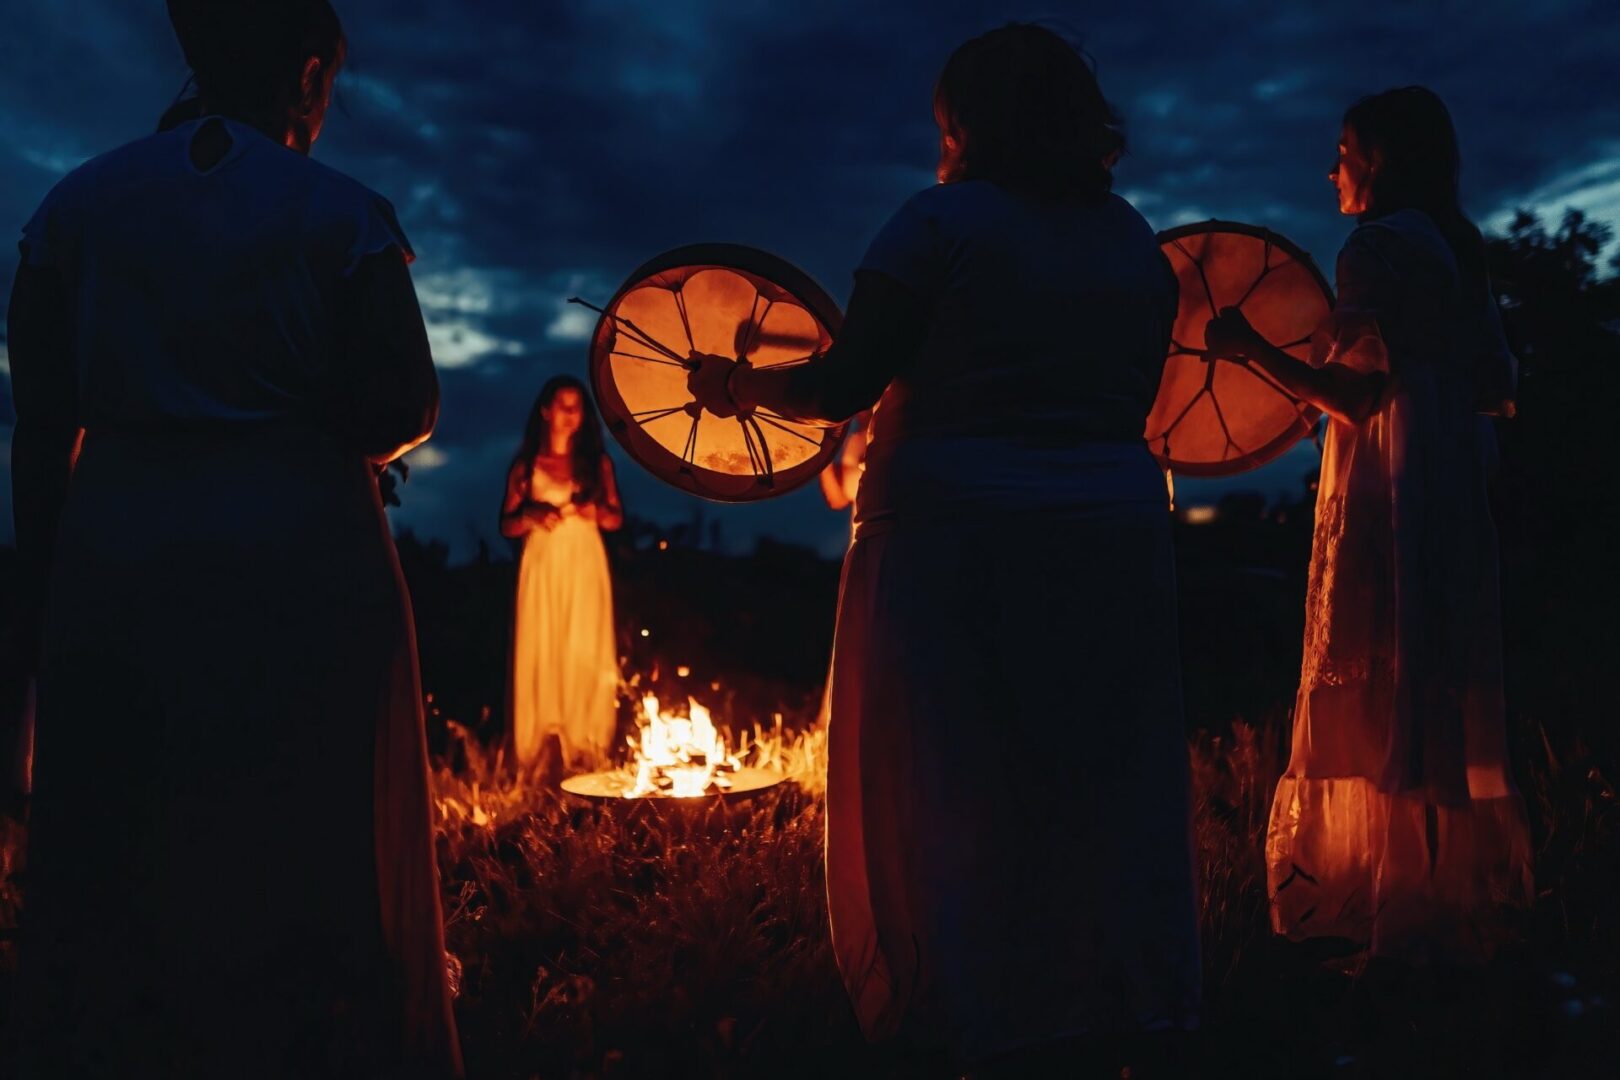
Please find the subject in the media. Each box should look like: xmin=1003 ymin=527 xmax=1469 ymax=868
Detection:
xmin=625 ymin=693 xmax=742 ymax=798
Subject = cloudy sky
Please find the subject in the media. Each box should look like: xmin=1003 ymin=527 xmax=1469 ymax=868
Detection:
xmin=2 ymin=0 xmax=1617 ymax=559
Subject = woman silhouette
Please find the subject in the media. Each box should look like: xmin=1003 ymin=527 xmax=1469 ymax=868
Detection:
xmin=1206 ymin=87 xmax=1532 ymax=957
xmin=6 ymin=1 xmax=461 ymax=1075
xmin=690 ymin=24 xmax=1199 ymax=1072
xmin=500 ymin=376 xmax=624 ymax=771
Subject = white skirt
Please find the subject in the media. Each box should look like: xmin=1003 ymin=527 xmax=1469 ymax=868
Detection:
xmin=510 ymin=515 xmax=619 ymax=767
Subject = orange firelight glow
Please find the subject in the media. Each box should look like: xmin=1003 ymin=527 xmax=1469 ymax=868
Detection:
xmin=624 ymin=694 xmax=742 ymax=798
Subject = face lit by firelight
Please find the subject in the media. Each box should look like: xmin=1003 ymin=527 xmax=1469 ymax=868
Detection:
xmin=543 ymin=387 xmax=585 ymax=443
xmin=1331 ymin=124 xmax=1376 ymax=216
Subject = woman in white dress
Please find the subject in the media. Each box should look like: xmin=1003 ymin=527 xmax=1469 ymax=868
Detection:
xmin=501 ymin=375 xmax=624 ymax=771
xmin=1206 ymin=86 xmax=1533 ymax=959
xmin=6 ymin=2 xmax=461 ymax=1075
xmin=690 ymin=24 xmax=1199 ymax=1073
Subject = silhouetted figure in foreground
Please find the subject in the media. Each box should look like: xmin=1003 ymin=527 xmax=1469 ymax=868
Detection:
xmin=5 ymin=1 xmax=462 ymax=1074
xmin=690 ymin=23 xmax=1199 ymax=1077
xmin=1206 ymin=86 xmax=1533 ymax=961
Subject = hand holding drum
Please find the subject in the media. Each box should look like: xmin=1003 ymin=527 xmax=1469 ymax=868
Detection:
xmin=1204 ymin=307 xmax=1268 ymax=363
xmin=581 ymin=244 xmax=847 ymax=503
xmin=686 ymin=352 xmax=743 ymax=419
xmin=1147 ymin=221 xmax=1333 ymax=476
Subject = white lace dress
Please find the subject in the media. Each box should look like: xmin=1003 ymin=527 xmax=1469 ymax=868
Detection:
xmin=1265 ymin=210 xmax=1533 ymax=957
xmin=508 ymin=459 xmax=619 ymax=767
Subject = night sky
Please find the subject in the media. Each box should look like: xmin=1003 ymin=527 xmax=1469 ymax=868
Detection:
xmin=2 ymin=1 xmax=1617 ymax=559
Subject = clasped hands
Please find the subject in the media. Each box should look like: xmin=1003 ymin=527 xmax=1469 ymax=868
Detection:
xmin=524 ymin=500 xmax=598 ymax=532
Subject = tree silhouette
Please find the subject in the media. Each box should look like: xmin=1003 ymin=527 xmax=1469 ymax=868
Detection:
xmin=1486 ymin=209 xmax=1620 ymax=764
xmin=1488 ymin=208 xmax=1620 ymax=360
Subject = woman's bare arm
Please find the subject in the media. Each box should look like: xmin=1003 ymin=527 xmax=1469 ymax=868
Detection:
xmin=499 ymin=459 xmax=560 ymax=538
xmin=1207 ymin=306 xmax=1386 ymax=426
xmin=689 ymin=271 xmax=928 ymax=427
xmin=818 ymin=460 xmax=854 ymax=511
xmin=592 ymin=456 xmax=624 ymax=532
xmin=1205 ymin=228 xmax=1409 ymax=427
xmin=818 ymin=417 xmax=868 ymax=511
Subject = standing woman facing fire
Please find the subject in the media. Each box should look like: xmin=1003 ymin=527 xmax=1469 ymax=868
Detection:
xmin=5 ymin=1 xmax=460 ymax=1075
xmin=501 ymin=376 xmax=624 ymax=771
xmin=1206 ymin=88 xmax=1533 ymax=957
xmin=689 ymin=24 xmax=1199 ymax=1072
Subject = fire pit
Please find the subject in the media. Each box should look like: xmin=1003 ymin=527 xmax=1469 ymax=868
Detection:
xmin=560 ymin=694 xmax=785 ymax=802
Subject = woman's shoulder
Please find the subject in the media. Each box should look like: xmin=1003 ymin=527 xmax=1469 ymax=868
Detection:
xmin=916 ymin=181 xmax=1152 ymax=228
xmin=297 ymin=150 xmax=396 ymax=214
xmin=286 ymin=146 xmax=400 ymax=223
xmin=1339 ymin=216 xmax=1405 ymax=272
xmin=291 ymin=153 xmax=415 ymax=270
xmin=881 ymin=181 xmax=961 ymax=224
xmin=22 ymin=124 xmax=405 ymax=246
xmin=884 ymin=181 xmax=1148 ymax=232
xmin=19 ymin=131 xmax=183 ymax=265
xmin=1097 ymin=190 xmax=1160 ymax=239
xmin=1341 ymin=210 xmax=1454 ymax=283
xmin=889 ymin=179 xmax=1027 ymax=221
xmin=24 ymin=129 xmax=176 ymax=221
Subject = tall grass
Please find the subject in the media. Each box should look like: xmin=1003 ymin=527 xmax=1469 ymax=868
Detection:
xmin=1 ymin=700 xmax=1614 ymax=1077
xmin=433 ymin=712 xmax=854 ymax=1079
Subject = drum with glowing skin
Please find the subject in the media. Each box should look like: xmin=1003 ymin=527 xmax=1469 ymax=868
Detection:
xmin=1148 ymin=220 xmax=1334 ymax=476
xmin=587 ymin=224 xmax=1331 ymax=499
xmin=582 ymin=244 xmax=848 ymax=503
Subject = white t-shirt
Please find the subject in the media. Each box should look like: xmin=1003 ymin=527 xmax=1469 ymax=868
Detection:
xmin=20 ymin=116 xmax=412 ymax=428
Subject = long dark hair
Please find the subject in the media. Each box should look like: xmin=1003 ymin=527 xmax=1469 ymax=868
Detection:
xmin=934 ymin=23 xmax=1123 ymax=202
xmin=516 ymin=376 xmax=607 ymax=504
xmin=1344 ymin=86 xmax=1488 ymax=303
xmin=159 ymin=0 xmax=346 ymax=135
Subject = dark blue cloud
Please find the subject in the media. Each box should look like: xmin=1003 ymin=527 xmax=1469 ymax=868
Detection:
xmin=3 ymin=1 xmax=1617 ymax=557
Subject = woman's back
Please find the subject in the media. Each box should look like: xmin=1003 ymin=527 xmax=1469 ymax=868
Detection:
xmin=863 ymin=180 xmax=1177 ymax=447
xmin=13 ymin=117 xmax=461 ymax=1077
xmin=23 ymin=115 xmax=408 ymax=428
xmin=824 ymin=183 xmax=1199 ymax=1066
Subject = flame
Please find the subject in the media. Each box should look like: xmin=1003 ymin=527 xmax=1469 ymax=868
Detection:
xmin=625 ymin=693 xmax=742 ymax=798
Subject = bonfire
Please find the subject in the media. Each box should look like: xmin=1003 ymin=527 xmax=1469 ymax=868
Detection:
xmin=624 ymin=694 xmax=741 ymax=797
xmin=560 ymin=693 xmax=785 ymax=800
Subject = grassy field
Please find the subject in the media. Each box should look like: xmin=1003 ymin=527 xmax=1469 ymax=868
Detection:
xmin=0 ymin=676 xmax=1615 ymax=1078
xmin=422 ymin=688 xmax=1618 ymax=1079
xmin=1 ymin=618 xmax=1615 ymax=1077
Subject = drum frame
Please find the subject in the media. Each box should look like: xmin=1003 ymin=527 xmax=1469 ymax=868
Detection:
xmin=588 ymin=243 xmax=849 ymax=503
xmin=1151 ymin=220 xmax=1332 ymax=477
